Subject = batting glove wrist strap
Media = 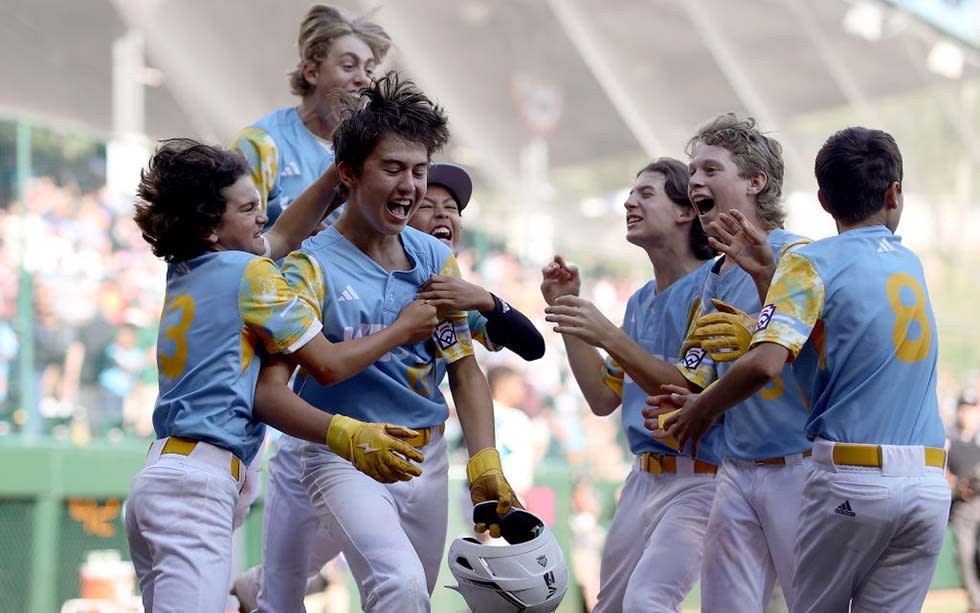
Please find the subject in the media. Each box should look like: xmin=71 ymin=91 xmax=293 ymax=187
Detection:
xmin=326 ymin=415 xmax=360 ymax=460
xmin=467 ymin=448 xmax=502 ymax=483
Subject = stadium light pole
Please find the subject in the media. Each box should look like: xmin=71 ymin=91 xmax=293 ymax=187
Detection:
xmin=15 ymin=121 xmax=36 ymax=436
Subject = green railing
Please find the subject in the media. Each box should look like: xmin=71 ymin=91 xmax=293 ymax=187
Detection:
xmin=0 ymin=440 xmax=963 ymax=612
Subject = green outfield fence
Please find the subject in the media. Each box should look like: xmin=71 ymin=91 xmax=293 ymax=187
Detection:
xmin=0 ymin=439 xmax=963 ymax=612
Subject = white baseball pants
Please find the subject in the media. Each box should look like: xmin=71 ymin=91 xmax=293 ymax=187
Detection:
xmin=256 ymin=435 xmax=339 ymax=613
xmin=126 ymin=438 xmax=245 ymax=612
xmin=593 ymin=458 xmax=717 ymax=613
xmin=791 ymin=438 xmax=950 ymax=613
xmin=301 ymin=431 xmax=449 ymax=613
xmin=700 ymin=454 xmax=810 ymax=613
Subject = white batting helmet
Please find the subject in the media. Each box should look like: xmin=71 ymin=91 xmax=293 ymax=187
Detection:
xmin=447 ymin=505 xmax=568 ymax=613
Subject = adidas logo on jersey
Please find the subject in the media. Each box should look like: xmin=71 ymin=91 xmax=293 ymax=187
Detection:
xmin=834 ymin=500 xmax=856 ymax=517
xmin=281 ymin=161 xmax=301 ymax=177
xmin=876 ymin=238 xmax=896 ymax=253
xmin=338 ymin=284 xmax=361 ymax=302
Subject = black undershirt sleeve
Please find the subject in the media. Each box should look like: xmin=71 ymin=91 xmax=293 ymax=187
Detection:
xmin=481 ymin=293 xmax=545 ymax=361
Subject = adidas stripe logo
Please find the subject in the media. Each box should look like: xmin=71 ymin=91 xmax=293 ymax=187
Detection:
xmin=834 ymin=500 xmax=856 ymax=517
xmin=337 ymin=284 xmax=360 ymax=302
xmin=876 ymin=238 xmax=896 ymax=253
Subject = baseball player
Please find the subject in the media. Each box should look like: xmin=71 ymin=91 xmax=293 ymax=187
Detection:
xmin=255 ymin=73 xmax=520 ymax=612
xmin=232 ymin=4 xmax=389 ymax=229
xmin=228 ymin=7 xmax=395 ymax=609
xmin=624 ymin=114 xmax=811 ymax=612
xmin=541 ymin=157 xmax=721 ymax=612
xmin=660 ymin=127 xmax=949 ymax=612
xmin=125 ymin=139 xmax=438 ymax=611
xmin=233 ymin=162 xmax=545 ymax=613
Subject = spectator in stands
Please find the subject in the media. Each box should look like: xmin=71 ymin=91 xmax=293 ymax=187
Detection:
xmin=948 ymin=387 xmax=980 ymax=612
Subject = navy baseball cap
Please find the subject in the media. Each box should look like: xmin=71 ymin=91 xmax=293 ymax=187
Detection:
xmin=427 ymin=163 xmax=473 ymax=213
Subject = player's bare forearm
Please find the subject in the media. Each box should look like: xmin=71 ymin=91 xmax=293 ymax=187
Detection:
xmin=602 ymin=331 xmax=691 ymax=395
xmin=291 ymin=322 xmax=423 ymax=387
xmin=695 ymin=342 xmax=788 ymax=418
xmin=265 ymin=164 xmax=340 ymax=260
xmin=561 ymin=334 xmax=620 ymax=416
xmin=254 ymin=357 xmax=333 ymax=443
xmin=448 ymin=356 xmax=496 ymax=455
xmin=751 ymin=269 xmax=775 ymax=307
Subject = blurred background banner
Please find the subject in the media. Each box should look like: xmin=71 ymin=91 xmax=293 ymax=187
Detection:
xmin=1 ymin=0 xmax=980 ymax=611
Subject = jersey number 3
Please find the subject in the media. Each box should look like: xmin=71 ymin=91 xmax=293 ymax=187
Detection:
xmin=886 ymin=273 xmax=931 ymax=363
xmin=160 ymin=294 xmax=196 ymax=378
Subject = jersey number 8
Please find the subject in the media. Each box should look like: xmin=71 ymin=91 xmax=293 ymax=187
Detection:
xmin=886 ymin=273 xmax=931 ymax=363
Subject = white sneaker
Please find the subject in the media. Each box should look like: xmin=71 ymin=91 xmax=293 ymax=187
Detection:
xmin=230 ymin=565 xmax=262 ymax=613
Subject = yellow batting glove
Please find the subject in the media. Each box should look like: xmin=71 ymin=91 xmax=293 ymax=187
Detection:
xmin=466 ymin=448 xmax=521 ymax=538
xmin=692 ymin=299 xmax=756 ymax=362
xmin=656 ymin=408 xmax=681 ymax=449
xmin=326 ymin=415 xmax=424 ymax=484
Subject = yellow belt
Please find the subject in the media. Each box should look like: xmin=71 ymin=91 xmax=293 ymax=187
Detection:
xmin=160 ymin=436 xmax=242 ymax=481
xmin=832 ymin=443 xmax=946 ymax=469
xmin=404 ymin=424 xmax=446 ymax=448
xmin=640 ymin=452 xmax=717 ymax=475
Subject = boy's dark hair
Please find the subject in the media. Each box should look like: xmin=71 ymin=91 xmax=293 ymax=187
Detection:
xmin=814 ymin=127 xmax=903 ymax=224
xmin=637 ymin=157 xmax=715 ymax=261
xmin=332 ymin=72 xmax=449 ymax=190
xmin=133 ymin=138 xmax=249 ymax=262
xmin=686 ymin=113 xmax=785 ymax=229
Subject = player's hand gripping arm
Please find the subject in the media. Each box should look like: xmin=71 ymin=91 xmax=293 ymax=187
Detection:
xmin=449 ymin=355 xmax=523 ymax=536
xmin=541 ymin=256 xmax=620 ymax=416
xmin=254 ymin=357 xmax=424 ymax=483
xmin=290 ymin=298 xmax=438 ymax=387
xmin=646 ymin=342 xmax=789 ymax=451
xmin=419 ymin=275 xmax=545 ymax=361
xmin=706 ymin=210 xmax=774 ymax=305
xmin=264 ymin=164 xmax=341 ymax=260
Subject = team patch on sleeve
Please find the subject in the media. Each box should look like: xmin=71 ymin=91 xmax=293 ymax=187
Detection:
xmin=435 ymin=320 xmax=458 ymax=350
xmin=756 ymin=304 xmax=777 ymax=331
xmin=683 ymin=347 xmax=707 ymax=369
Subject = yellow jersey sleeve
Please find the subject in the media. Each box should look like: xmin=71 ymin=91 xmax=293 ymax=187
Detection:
xmin=279 ymin=251 xmax=326 ymax=323
xmin=232 ymin=127 xmax=279 ymax=212
xmin=601 ymin=356 xmax=625 ymax=399
xmin=670 ymin=298 xmax=715 ymax=389
xmin=239 ymin=258 xmax=322 ymax=355
xmin=750 ymin=251 xmax=825 ymax=359
xmin=432 ymin=253 xmax=474 ymax=364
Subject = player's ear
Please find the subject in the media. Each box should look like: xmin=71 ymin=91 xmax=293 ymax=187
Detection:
xmin=817 ymin=189 xmax=832 ymax=215
xmin=675 ymin=202 xmax=697 ymax=224
xmin=884 ymin=182 xmax=901 ymax=210
xmin=302 ymin=61 xmax=319 ymax=89
xmin=746 ymin=171 xmax=768 ymax=196
xmin=337 ymin=161 xmax=357 ymax=191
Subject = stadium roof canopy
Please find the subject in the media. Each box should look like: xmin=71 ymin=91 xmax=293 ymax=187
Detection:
xmin=3 ymin=0 xmax=980 ymax=256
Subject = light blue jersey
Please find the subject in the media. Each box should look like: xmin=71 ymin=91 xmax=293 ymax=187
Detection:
xmin=233 ymin=107 xmax=341 ymax=227
xmin=752 ymin=225 xmax=944 ymax=447
xmin=678 ymin=228 xmax=812 ymax=460
xmin=152 ymin=252 xmax=321 ymax=463
xmin=282 ymin=226 xmax=474 ymax=427
xmin=603 ymin=261 xmax=723 ymax=463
